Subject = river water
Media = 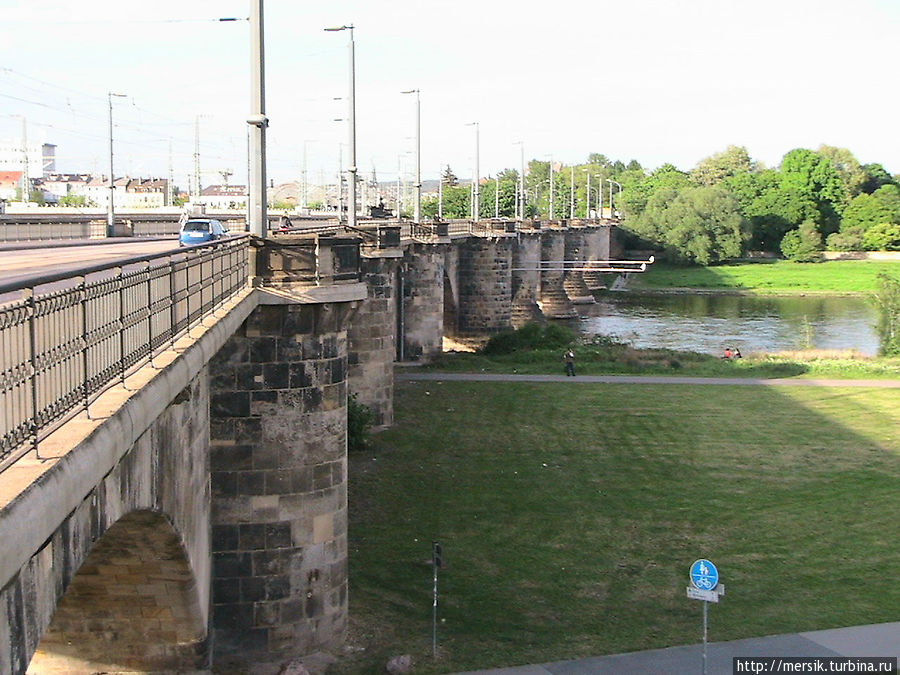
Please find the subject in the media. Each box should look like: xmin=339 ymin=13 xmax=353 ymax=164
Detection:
xmin=578 ymin=293 xmax=881 ymax=356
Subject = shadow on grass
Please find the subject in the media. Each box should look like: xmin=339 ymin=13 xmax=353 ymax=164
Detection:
xmin=340 ymin=380 xmax=900 ymax=675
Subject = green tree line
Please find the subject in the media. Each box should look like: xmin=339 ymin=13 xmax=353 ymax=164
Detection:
xmin=423 ymin=145 xmax=900 ymax=265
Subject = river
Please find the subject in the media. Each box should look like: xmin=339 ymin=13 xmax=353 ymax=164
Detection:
xmin=578 ymin=293 xmax=881 ymax=356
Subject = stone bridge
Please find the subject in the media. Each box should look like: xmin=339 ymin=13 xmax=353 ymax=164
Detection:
xmin=0 ymin=218 xmax=627 ymax=674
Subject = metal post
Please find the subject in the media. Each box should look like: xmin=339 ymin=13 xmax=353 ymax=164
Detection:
xmin=549 ymin=158 xmax=555 ymax=220
xmin=248 ymin=0 xmax=268 ymax=239
xmin=586 ymin=172 xmax=591 ymax=219
xmin=467 ymin=122 xmax=479 ymax=220
xmin=193 ymin=115 xmax=201 ymax=201
xmin=347 ymin=26 xmax=357 ymax=229
xmin=432 ymin=561 xmax=438 ymax=657
xmin=438 ymin=165 xmax=443 ymax=219
xmin=107 ymin=92 xmax=126 ymax=237
xmin=570 ymin=166 xmax=575 ymax=219
xmin=519 ymin=141 xmax=525 ymax=220
xmin=702 ymin=600 xmax=708 ymax=675
xmin=401 ymin=89 xmax=421 ymax=223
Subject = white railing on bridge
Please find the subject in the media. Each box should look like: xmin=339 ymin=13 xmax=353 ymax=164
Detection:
xmin=0 ymin=237 xmax=251 ymax=471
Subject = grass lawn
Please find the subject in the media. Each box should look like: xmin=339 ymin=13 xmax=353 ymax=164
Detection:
xmin=336 ymin=380 xmax=900 ymax=674
xmin=629 ymin=260 xmax=900 ymax=295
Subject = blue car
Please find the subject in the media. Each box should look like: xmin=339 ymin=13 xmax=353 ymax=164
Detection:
xmin=179 ymin=218 xmax=229 ymax=246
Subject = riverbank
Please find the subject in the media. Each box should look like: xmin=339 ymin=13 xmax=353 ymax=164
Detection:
xmin=627 ymin=259 xmax=899 ymax=295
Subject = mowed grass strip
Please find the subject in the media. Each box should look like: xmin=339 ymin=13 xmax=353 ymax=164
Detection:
xmin=630 ymin=260 xmax=900 ymax=294
xmin=341 ymin=381 xmax=900 ymax=674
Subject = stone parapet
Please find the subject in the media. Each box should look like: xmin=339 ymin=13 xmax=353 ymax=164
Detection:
xmin=401 ymin=243 xmax=446 ymax=361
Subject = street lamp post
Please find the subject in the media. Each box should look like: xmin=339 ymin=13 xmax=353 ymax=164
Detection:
xmin=466 ymin=122 xmax=479 ymax=220
xmin=585 ymin=170 xmax=591 ymax=219
xmin=325 ymin=24 xmax=357 ymax=229
xmin=107 ymin=92 xmax=127 ymax=237
xmin=512 ymin=141 xmax=524 ymax=219
xmin=248 ymin=0 xmax=268 ymax=238
xmin=549 ymin=156 xmax=555 ymax=220
xmin=570 ymin=166 xmax=575 ymax=219
xmin=401 ymin=89 xmax=421 ymax=223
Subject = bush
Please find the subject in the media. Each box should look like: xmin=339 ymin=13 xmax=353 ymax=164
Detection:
xmin=862 ymin=223 xmax=900 ymax=251
xmin=347 ymin=393 xmax=376 ymax=452
xmin=481 ymin=322 xmax=577 ymax=355
xmin=780 ymin=221 xmax=823 ymax=262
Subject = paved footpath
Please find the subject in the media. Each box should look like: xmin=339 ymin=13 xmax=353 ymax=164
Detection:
xmin=398 ymin=372 xmax=900 ymax=388
xmin=454 ymin=622 xmax=900 ymax=674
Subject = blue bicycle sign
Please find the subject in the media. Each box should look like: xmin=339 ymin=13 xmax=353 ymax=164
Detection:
xmin=690 ymin=559 xmax=719 ymax=591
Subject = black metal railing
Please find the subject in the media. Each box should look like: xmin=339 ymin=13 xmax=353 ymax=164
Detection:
xmin=0 ymin=236 xmax=251 ymax=471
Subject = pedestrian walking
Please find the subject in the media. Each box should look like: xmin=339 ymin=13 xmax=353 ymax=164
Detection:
xmin=564 ymin=349 xmax=576 ymax=376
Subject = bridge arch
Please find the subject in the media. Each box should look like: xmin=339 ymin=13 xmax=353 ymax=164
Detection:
xmin=26 ymin=510 xmax=208 ymax=674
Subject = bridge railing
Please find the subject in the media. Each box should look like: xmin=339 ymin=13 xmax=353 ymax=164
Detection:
xmin=0 ymin=236 xmax=251 ymax=472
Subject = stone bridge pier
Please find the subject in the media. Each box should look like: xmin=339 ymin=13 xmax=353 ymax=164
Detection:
xmin=539 ymin=227 xmax=577 ymax=319
xmin=456 ymin=236 xmax=514 ymax=334
xmin=511 ymin=231 xmax=543 ymax=328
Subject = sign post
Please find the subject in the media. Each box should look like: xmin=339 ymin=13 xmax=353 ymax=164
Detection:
xmin=687 ymin=559 xmax=724 ymax=675
xmin=432 ymin=541 xmax=442 ymax=658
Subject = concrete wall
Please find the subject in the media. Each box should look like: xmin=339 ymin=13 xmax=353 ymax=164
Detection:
xmin=208 ymin=301 xmax=353 ymax=669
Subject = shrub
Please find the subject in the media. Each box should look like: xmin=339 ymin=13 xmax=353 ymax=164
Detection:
xmin=862 ymin=223 xmax=900 ymax=251
xmin=871 ymin=273 xmax=900 ymax=356
xmin=347 ymin=393 xmax=376 ymax=452
xmin=780 ymin=221 xmax=823 ymax=262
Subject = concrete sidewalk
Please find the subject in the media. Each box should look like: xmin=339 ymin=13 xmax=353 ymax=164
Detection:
xmin=454 ymin=623 xmax=900 ymax=674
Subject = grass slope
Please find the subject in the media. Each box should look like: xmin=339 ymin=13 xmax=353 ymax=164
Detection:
xmin=337 ymin=380 xmax=900 ymax=674
xmin=630 ymin=260 xmax=900 ymax=295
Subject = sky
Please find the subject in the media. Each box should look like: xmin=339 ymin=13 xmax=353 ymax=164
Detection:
xmin=2 ymin=0 xmax=899 ymax=193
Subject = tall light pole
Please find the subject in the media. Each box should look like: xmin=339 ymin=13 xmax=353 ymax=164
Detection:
xmin=107 ymin=92 xmax=127 ymax=236
xmin=466 ymin=122 xmax=479 ymax=220
xmin=549 ymin=156 xmax=555 ymax=220
xmin=401 ymin=89 xmax=421 ymax=222
xmin=585 ymin=170 xmax=591 ymax=219
xmin=570 ymin=166 xmax=575 ymax=219
xmin=438 ymin=164 xmax=443 ymax=219
xmin=325 ymin=24 xmax=357 ymax=229
xmin=513 ymin=141 xmax=525 ymax=219
xmin=248 ymin=0 xmax=268 ymax=238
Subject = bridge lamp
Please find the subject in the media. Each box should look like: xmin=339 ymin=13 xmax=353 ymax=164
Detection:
xmin=401 ymin=89 xmax=421 ymax=223
xmin=107 ymin=92 xmax=128 ymax=237
xmin=325 ymin=24 xmax=357 ymax=229
xmin=465 ymin=122 xmax=480 ymax=220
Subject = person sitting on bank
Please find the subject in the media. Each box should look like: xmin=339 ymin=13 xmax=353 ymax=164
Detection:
xmin=723 ymin=347 xmax=732 ymax=359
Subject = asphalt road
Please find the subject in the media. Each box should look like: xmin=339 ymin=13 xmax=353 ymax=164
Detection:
xmin=0 ymin=238 xmax=183 ymax=286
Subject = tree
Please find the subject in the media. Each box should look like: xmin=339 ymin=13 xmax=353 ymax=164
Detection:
xmin=588 ymin=153 xmax=610 ymax=167
xmin=871 ymin=273 xmax=900 ymax=356
xmin=780 ymin=221 xmax=823 ymax=262
xmin=779 ymin=148 xmax=848 ymax=235
xmin=660 ymin=186 xmax=749 ymax=264
xmin=817 ymin=145 xmax=868 ymax=198
xmin=860 ymin=163 xmax=896 ymax=194
xmin=441 ymin=165 xmax=459 ymax=187
xmin=827 ymin=184 xmax=900 ymax=250
xmin=625 ymin=159 xmax=643 ymax=172
xmin=620 ymin=163 xmax=691 ymax=219
xmin=690 ymin=145 xmax=756 ymax=187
